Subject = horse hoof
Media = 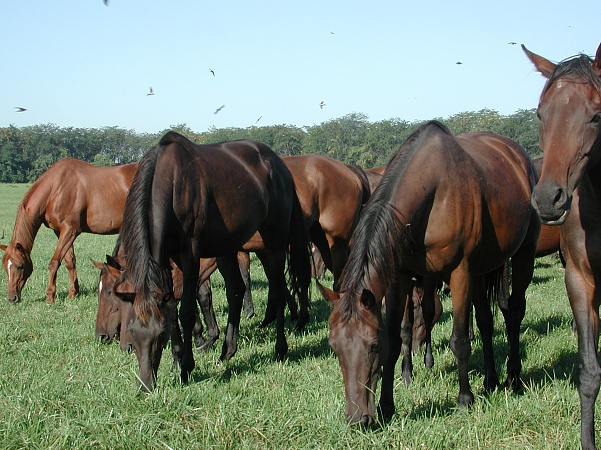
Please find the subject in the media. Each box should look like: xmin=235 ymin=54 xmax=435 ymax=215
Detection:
xmin=378 ymin=403 xmax=395 ymax=424
xmin=458 ymin=391 xmax=474 ymax=407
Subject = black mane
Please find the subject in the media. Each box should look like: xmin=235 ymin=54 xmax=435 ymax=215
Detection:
xmin=337 ymin=121 xmax=450 ymax=320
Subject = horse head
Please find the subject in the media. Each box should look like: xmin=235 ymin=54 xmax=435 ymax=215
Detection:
xmin=1 ymin=242 xmax=33 ymax=303
xmin=523 ymin=43 xmax=601 ymax=224
xmin=92 ymin=256 xmax=135 ymax=351
xmin=317 ymin=281 xmax=388 ymax=427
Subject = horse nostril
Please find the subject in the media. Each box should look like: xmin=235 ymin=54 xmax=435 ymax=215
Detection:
xmin=98 ymin=334 xmax=111 ymax=344
xmin=553 ymin=187 xmax=565 ymax=206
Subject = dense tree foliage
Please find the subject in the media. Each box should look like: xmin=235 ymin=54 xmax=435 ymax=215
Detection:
xmin=0 ymin=109 xmax=540 ymax=183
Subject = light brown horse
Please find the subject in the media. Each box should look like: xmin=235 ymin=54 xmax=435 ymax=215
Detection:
xmin=523 ymin=43 xmax=601 ymax=450
xmin=318 ymin=121 xmax=540 ymax=426
xmin=0 ymin=158 xmax=137 ymax=303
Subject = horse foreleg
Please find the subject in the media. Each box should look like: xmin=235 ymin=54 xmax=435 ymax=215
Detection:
xmin=177 ymin=260 xmax=200 ymax=384
xmin=218 ymin=253 xmax=245 ymax=361
xmin=448 ymin=267 xmax=474 ymax=407
xmin=46 ymin=228 xmax=78 ymax=303
xmin=473 ymin=276 xmax=500 ymax=392
xmin=64 ymin=245 xmax=79 ymax=299
xmin=378 ymin=274 xmax=411 ymax=423
xmin=567 ymin=265 xmax=601 ymax=450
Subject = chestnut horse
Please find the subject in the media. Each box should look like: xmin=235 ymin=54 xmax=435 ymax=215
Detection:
xmin=523 ymin=43 xmax=601 ymax=450
xmin=318 ymin=121 xmax=540 ymax=426
xmin=112 ymin=132 xmax=311 ymax=391
xmin=0 ymin=159 xmax=137 ymax=303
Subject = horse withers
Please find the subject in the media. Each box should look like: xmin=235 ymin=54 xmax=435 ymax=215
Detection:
xmin=318 ymin=121 xmax=540 ymax=427
xmin=523 ymin=42 xmax=601 ymax=450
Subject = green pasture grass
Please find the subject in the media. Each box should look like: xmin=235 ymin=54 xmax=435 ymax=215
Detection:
xmin=0 ymin=183 xmax=593 ymax=449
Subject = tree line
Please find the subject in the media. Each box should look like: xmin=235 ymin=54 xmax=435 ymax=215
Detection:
xmin=0 ymin=108 xmax=540 ymax=183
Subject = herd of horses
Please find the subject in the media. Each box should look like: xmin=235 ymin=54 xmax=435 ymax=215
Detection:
xmin=2 ymin=44 xmax=601 ymax=449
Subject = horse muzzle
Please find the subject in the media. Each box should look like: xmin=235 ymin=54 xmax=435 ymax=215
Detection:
xmin=531 ymin=182 xmax=572 ymax=225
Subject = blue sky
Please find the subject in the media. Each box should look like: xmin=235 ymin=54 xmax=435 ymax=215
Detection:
xmin=2 ymin=0 xmax=600 ymax=134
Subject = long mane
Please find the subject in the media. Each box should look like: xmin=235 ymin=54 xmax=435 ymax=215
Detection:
xmin=543 ymin=54 xmax=601 ymax=97
xmin=337 ymin=121 xmax=451 ymax=319
xmin=118 ymin=144 xmax=167 ymax=323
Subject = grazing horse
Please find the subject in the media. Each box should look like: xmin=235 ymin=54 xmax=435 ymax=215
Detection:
xmin=523 ymin=43 xmax=601 ymax=450
xmin=318 ymin=121 xmax=540 ymax=426
xmin=112 ymin=132 xmax=311 ymax=391
xmin=0 ymin=159 xmax=137 ymax=303
xmin=94 ymin=244 xmax=252 ymax=353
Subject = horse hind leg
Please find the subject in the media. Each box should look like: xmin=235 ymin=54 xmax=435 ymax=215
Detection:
xmin=400 ymin=282 xmax=415 ymax=386
xmin=217 ymin=253 xmax=246 ymax=361
xmin=64 ymin=244 xmax=79 ymax=299
xmin=46 ymin=228 xmax=78 ymax=303
xmin=237 ymin=251 xmax=255 ymax=318
xmin=195 ymin=279 xmax=219 ymax=351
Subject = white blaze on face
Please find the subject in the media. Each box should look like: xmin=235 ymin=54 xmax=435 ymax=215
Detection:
xmin=99 ymin=280 xmax=103 ymax=295
xmin=7 ymin=259 xmax=12 ymax=283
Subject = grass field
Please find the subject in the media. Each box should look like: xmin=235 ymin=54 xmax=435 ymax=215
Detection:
xmin=0 ymin=183 xmax=593 ymax=449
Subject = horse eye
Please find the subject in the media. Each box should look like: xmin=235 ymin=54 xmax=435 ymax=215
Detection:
xmin=536 ymin=111 xmax=542 ymax=121
xmin=370 ymin=342 xmax=380 ymax=353
xmin=590 ymin=113 xmax=601 ymax=124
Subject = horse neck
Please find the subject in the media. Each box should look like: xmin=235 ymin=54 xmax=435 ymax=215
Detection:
xmin=10 ymin=191 xmax=46 ymax=251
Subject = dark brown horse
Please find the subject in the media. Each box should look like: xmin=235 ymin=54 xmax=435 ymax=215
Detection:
xmin=318 ymin=121 xmax=540 ymax=426
xmin=523 ymin=43 xmax=601 ymax=450
xmin=0 ymin=159 xmax=137 ymax=303
xmin=112 ymin=132 xmax=311 ymax=391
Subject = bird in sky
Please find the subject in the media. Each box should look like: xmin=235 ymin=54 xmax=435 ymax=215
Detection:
xmin=15 ymin=107 xmax=26 ymax=112
xmin=256 ymin=116 xmax=262 ymax=123
xmin=214 ymin=104 xmax=225 ymax=114
xmin=455 ymin=61 xmax=463 ymax=65
xmin=508 ymin=41 xmax=517 ymax=45
xmin=103 ymin=0 xmax=109 ymax=5
xmin=209 ymin=68 xmax=215 ymax=77
xmin=147 ymin=87 xmax=154 ymax=96
xmin=319 ymin=101 xmax=326 ymax=109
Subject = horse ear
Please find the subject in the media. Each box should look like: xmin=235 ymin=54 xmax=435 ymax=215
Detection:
xmin=106 ymin=254 xmax=122 ymax=270
xmin=592 ymin=42 xmax=601 ymax=77
xmin=522 ymin=44 xmax=556 ymax=79
xmin=315 ymin=280 xmax=340 ymax=306
xmin=360 ymin=289 xmax=377 ymax=310
xmin=0 ymin=244 xmax=6 ymax=252
xmin=91 ymin=259 xmax=104 ymax=270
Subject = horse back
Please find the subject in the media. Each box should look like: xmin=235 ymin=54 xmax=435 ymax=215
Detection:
xmin=154 ymin=137 xmax=294 ymax=256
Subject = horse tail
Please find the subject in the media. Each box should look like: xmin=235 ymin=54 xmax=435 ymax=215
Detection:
xmin=286 ymin=187 xmax=313 ymax=321
xmin=483 ymin=263 xmax=508 ymax=311
xmin=119 ymin=144 xmax=166 ymax=324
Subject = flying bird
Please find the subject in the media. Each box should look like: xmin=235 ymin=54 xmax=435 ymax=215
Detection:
xmin=15 ymin=107 xmax=26 ymax=112
xmin=256 ymin=116 xmax=262 ymax=123
xmin=209 ymin=68 xmax=215 ymax=77
xmin=147 ymin=87 xmax=155 ymax=96
xmin=103 ymin=0 xmax=109 ymax=5
xmin=508 ymin=41 xmax=517 ymax=45
xmin=455 ymin=61 xmax=463 ymax=65
xmin=214 ymin=104 xmax=225 ymax=114
xmin=319 ymin=101 xmax=326 ymax=109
